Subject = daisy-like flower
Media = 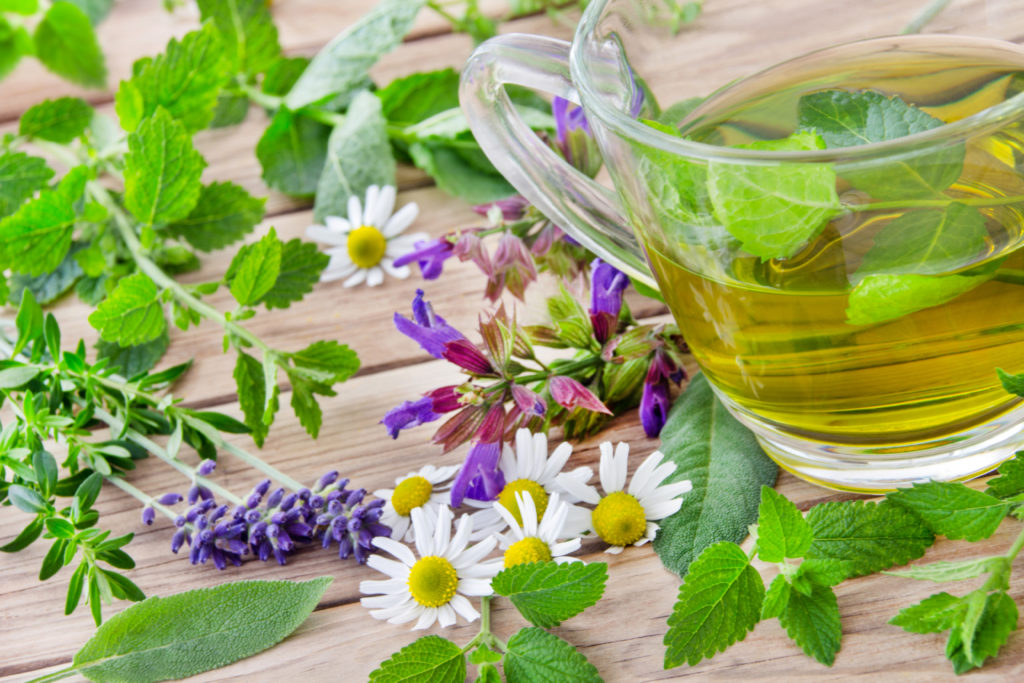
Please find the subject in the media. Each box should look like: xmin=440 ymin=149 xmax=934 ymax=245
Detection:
xmin=306 ymin=185 xmax=427 ymax=287
xmin=360 ymin=505 xmax=501 ymax=630
xmin=467 ymin=428 xmax=592 ymax=541
xmin=374 ymin=464 xmax=460 ymax=543
xmin=496 ymin=491 xmax=582 ymax=568
xmin=560 ymin=442 xmax=692 ymax=554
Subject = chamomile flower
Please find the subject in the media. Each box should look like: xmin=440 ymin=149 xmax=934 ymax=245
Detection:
xmin=360 ymin=505 xmax=501 ymax=630
xmin=559 ymin=442 xmax=691 ymax=554
xmin=306 ymin=185 xmax=427 ymax=287
xmin=467 ymin=428 xmax=592 ymax=541
xmin=374 ymin=464 xmax=460 ymax=542
xmin=496 ymin=491 xmax=582 ymax=568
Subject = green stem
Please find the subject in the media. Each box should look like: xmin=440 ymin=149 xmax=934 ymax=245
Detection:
xmin=1004 ymin=522 xmax=1024 ymax=561
xmin=515 ymin=355 xmax=601 ymax=384
xmin=235 ymin=81 xmax=346 ymax=127
xmin=845 ymin=193 xmax=1024 ymax=213
xmin=25 ymin=666 xmax=77 ymax=683
xmin=902 ymin=0 xmax=953 ymax=34
xmin=105 ymin=475 xmax=179 ymax=521
xmin=994 ymin=269 xmax=1024 ymax=286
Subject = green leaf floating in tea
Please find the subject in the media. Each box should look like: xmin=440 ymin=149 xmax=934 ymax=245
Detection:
xmin=706 ymin=131 xmax=842 ymax=260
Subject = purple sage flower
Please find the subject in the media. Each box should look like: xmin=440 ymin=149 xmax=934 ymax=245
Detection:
xmin=450 ymin=440 xmax=504 ymax=507
xmin=549 ymin=376 xmax=612 ymax=415
xmin=393 ymin=237 xmax=455 ymax=280
xmin=590 ymin=258 xmax=630 ymax=344
xmin=639 ymin=351 xmax=686 ymax=437
xmin=381 ymin=396 xmax=441 ymax=439
xmin=394 ymin=289 xmax=467 ymax=359
xmin=553 ymin=96 xmax=601 ymax=177
xmin=473 ymin=195 xmax=530 ymax=222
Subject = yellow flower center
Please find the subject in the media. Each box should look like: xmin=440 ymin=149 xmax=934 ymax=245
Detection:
xmin=407 ymin=555 xmax=458 ymax=607
xmin=347 ymin=225 xmax=387 ymax=268
xmin=497 ymin=479 xmax=549 ymax=526
xmin=503 ymin=536 xmax=553 ymax=568
xmin=391 ymin=476 xmax=432 ymax=516
xmin=592 ymin=491 xmax=647 ymax=547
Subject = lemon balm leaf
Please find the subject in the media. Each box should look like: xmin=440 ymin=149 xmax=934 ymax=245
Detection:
xmin=887 ymin=482 xmax=1010 ymax=542
xmin=653 ymin=373 xmax=778 ymax=577
xmin=946 ymin=591 xmax=1018 ymax=674
xmin=846 ymin=272 xmax=992 ymax=326
xmin=259 ymin=239 xmax=329 ymax=310
xmin=890 ymin=592 xmax=966 ymax=634
xmin=504 ymin=628 xmax=601 ymax=683
xmin=369 ymin=635 xmax=466 ymax=683
xmin=33 ymin=1 xmax=106 ymax=88
xmin=234 ymin=351 xmax=272 ymax=446
xmin=257 ymin=108 xmax=330 ymax=196
xmin=777 ymin=582 xmax=842 ymax=666
xmin=88 ymin=273 xmax=166 ymax=347
xmin=227 ymin=228 xmax=282 ymax=307
xmin=756 ymin=485 xmax=813 ymax=563
xmin=492 ymin=561 xmax=607 ymax=628
xmin=986 ymin=451 xmax=1024 ymax=499
xmin=19 ymin=97 xmax=93 ymax=144
xmin=0 ymin=166 xmax=87 ymax=276
xmin=664 ymin=541 xmax=765 ymax=668
xmin=707 ymin=131 xmax=841 ymax=259
xmin=196 ymin=0 xmax=280 ymax=76
xmin=165 ymin=182 xmax=266 ymax=253
xmin=0 ymin=151 xmax=54 ymax=219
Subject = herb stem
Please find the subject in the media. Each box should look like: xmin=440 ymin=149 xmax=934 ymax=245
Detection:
xmin=1004 ymin=523 xmax=1024 ymax=561
xmin=25 ymin=666 xmax=77 ymax=683
xmin=845 ymin=193 xmax=1024 ymax=213
xmin=515 ymin=354 xmax=600 ymax=384
xmin=902 ymin=0 xmax=954 ymax=34
xmin=105 ymin=475 xmax=179 ymax=521
xmin=994 ymin=269 xmax=1024 ymax=286
xmin=234 ymin=80 xmax=346 ymax=128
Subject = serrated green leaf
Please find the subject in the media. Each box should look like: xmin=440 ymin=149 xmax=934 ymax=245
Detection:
xmin=997 ymin=368 xmax=1024 ymax=398
xmin=805 ymin=499 xmax=933 ymax=576
xmin=947 ymin=591 xmax=1017 ymax=673
xmin=761 ymin=574 xmax=791 ymax=620
xmin=8 ymin=242 xmax=85 ymax=305
xmin=653 ymin=373 xmax=778 ymax=576
xmin=891 ymin=592 xmax=965 ymax=634
xmin=0 ymin=166 xmax=87 ymax=276
xmin=227 ymin=228 xmax=282 ymax=306
xmin=884 ymin=557 xmax=1003 ymax=583
xmin=408 ymin=142 xmax=516 ymax=204
xmin=777 ymin=582 xmax=841 ymax=666
xmin=0 ymin=16 xmax=31 ymax=79
xmin=262 ymin=56 xmax=310 ymax=96
xmin=34 ymin=2 xmax=106 ymax=88
xmin=887 ymin=481 xmax=1009 ymax=541
xmin=378 ymin=68 xmax=460 ymax=128
xmin=234 ymin=351 xmax=270 ymax=447
xmin=313 ymin=90 xmax=395 ymax=223
xmin=289 ymin=375 xmax=330 ymax=439
xmin=286 ymin=340 xmax=360 ymax=385
xmin=256 ymin=108 xmax=330 ymax=196
xmin=285 ymin=0 xmax=426 ymax=110
xmin=707 ymin=131 xmax=840 ymax=259
xmin=165 ymin=181 xmax=266 ymax=252
xmin=209 ymin=92 xmax=250 ymax=128
xmin=986 ymin=451 xmax=1024 ymax=499
xmin=19 ymin=97 xmax=93 ymax=143
xmin=197 ymin=0 xmax=280 ymax=75
xmin=67 ymin=578 xmax=331 ymax=681
xmin=0 ymin=151 xmax=54 ymax=219
xmin=756 ymin=485 xmax=812 ymax=563
xmin=790 ymin=558 xmax=851 ymax=594
xmin=798 ymin=89 xmax=963 ymax=200
xmin=95 ymin=332 xmax=170 ymax=377
xmin=88 ymin=273 xmax=166 ymax=346
xmin=257 ymin=238 xmax=328 ymax=309
xmin=492 ymin=561 xmax=607 ymax=627
xmin=115 ymin=24 xmax=228 ymax=133
xmin=504 ymin=627 xmax=601 ymax=683
xmin=475 ymin=663 xmax=500 ymax=683
xmin=468 ymin=645 xmax=502 ymax=665
xmin=124 ymin=108 xmax=206 ymax=226
xmin=846 ymin=271 xmax=992 ymax=326
xmin=664 ymin=541 xmax=764 ymax=668
xmin=369 ymin=635 xmax=466 ymax=683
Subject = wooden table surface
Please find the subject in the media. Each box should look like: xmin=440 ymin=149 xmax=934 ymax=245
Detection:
xmin=2 ymin=1 xmax=1024 ymax=681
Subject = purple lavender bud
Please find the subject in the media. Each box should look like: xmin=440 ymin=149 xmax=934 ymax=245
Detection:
xmin=331 ymin=517 xmax=347 ymax=541
xmin=288 ymin=521 xmax=313 ymax=537
xmin=367 ymin=498 xmax=386 ymax=510
xmin=196 ymin=515 xmax=208 ymax=530
xmin=189 ymin=542 xmax=201 ymax=565
xmin=309 ymin=495 xmax=324 ymax=509
xmin=367 ymin=522 xmax=391 ymax=538
xmin=267 ymin=523 xmax=280 ymax=538
xmin=393 ymin=237 xmax=456 ymax=280
xmin=326 ymin=489 xmax=344 ymax=503
xmin=253 ymin=479 xmax=272 ymax=497
xmin=212 ymin=522 xmax=230 ymax=538
xmin=269 ymin=510 xmax=286 ymax=525
xmin=175 ymin=515 xmax=186 ymax=528
xmin=327 ymin=499 xmax=343 ymax=515
xmin=157 ymin=492 xmax=184 ymax=505
xmin=197 ymin=544 xmax=211 ymax=565
xmin=442 ymin=339 xmax=495 ymax=375
xmin=266 ymin=488 xmax=285 ymax=509
xmin=257 ymin=540 xmax=272 ymax=562
xmin=212 ymin=548 xmax=227 ymax=570
xmin=280 ymin=493 xmax=298 ymax=512
xmin=297 ymin=488 xmax=311 ymax=501
xmin=200 ymin=499 xmax=217 ymax=513
xmin=338 ymin=535 xmax=353 ymax=559
xmin=246 ymin=492 xmax=263 ymax=509
xmin=348 ymin=489 xmax=366 ymax=506
xmin=224 ymin=539 xmax=248 ymax=555
xmin=233 ymin=505 xmax=247 ymax=519
xmin=358 ymin=528 xmax=374 ymax=548
xmin=187 ymin=485 xmax=200 ymax=505
xmin=185 ymin=506 xmax=202 ymax=523
xmin=322 ymin=531 xmax=332 ymax=549
xmin=276 ymin=532 xmax=294 ymax=552
xmin=316 ymin=513 xmax=333 ymax=526
xmin=245 ymin=509 xmax=262 ymax=524
xmin=199 ymin=528 xmax=214 ymax=543
xmin=353 ymin=543 xmax=369 ymax=564
xmin=171 ymin=529 xmax=186 ymax=553
xmin=381 ymin=396 xmax=440 ymax=439
xmin=640 ymin=374 xmax=672 ymax=438
xmin=211 ymin=504 xmax=229 ymax=522
xmin=228 ymin=553 xmax=243 ymax=568
xmin=196 ymin=460 xmax=217 ymax=476
xmin=549 ymin=376 xmax=613 ymax=415
xmin=451 ymin=440 xmax=503 ymax=507
xmin=141 ymin=506 xmax=156 ymax=526
xmin=273 ymin=547 xmax=288 ymax=565
xmin=347 ymin=516 xmax=363 ymax=532
xmin=196 ymin=486 xmax=213 ymax=502
xmin=315 ymin=470 xmax=339 ymax=492
xmin=365 ymin=507 xmax=384 ymax=524
xmin=393 ymin=289 xmax=467 ymax=360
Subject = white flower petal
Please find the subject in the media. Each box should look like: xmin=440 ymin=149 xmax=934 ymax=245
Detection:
xmin=438 ymin=604 xmax=456 ymax=628
xmin=449 ymin=594 xmax=479 ymax=623
xmin=382 ymin=200 xmax=417 ymax=237
xmin=433 ymin=510 xmax=452 ymax=556
xmin=343 ymin=269 xmax=368 ymax=287
xmin=518 ymin=491 xmax=538 ymax=536
xmin=347 ymin=194 xmax=363 ymax=227
xmin=382 ymin=260 xmax=411 ymax=279
xmin=493 ymin=501 xmax=523 ymax=540
xmin=366 ymin=266 xmax=385 ymax=287
xmin=411 ymin=507 xmax=432 ymax=558
xmin=362 ymin=594 xmax=405 ymax=609
xmin=627 ymin=450 xmax=666 ymax=497
xmin=306 ymin=225 xmax=346 ymax=246
xmin=604 ymin=544 xmax=624 ymax=554
xmin=359 ymin=577 xmax=407 ymax=595
xmin=445 ymin=514 xmax=473 ymax=560
xmin=374 ymin=185 xmax=397 ymax=227
xmin=388 ymin=603 xmax=424 ymax=625
xmin=325 ymin=215 xmax=351 ymax=232
xmin=452 ymin=535 xmax=496 ymax=569
xmin=366 ymin=555 xmax=411 ymax=580
xmin=364 ymin=185 xmax=381 ymax=225
xmin=549 ymin=538 xmax=581 ymax=557
xmin=319 ymin=262 xmax=359 ymax=283
xmin=366 ymin=601 xmax=416 ymax=622
xmin=372 ymin=537 xmax=417 ymax=566
xmin=598 ymin=442 xmax=616 ymax=493
xmin=413 ymin=607 xmax=439 ymax=630
xmin=644 ymin=498 xmax=684 ymax=521
xmin=556 ymin=473 xmax=600 ymax=506
xmin=541 ymin=442 xmax=574 ymax=483
xmin=457 ymin=578 xmax=494 ymax=596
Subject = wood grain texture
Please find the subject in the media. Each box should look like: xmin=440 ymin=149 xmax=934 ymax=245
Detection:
xmin=3 ymin=0 xmax=1024 ymax=681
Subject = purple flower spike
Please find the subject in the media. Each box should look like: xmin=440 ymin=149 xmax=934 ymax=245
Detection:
xmin=640 ymin=375 xmax=671 ymax=437
xmin=590 ymin=258 xmax=630 ymax=343
xmin=394 ymin=238 xmax=456 ymax=280
xmin=442 ymin=339 xmax=495 ymax=375
xmin=553 ymin=96 xmax=591 ymax=142
xmin=450 ymin=440 xmax=503 ymax=507
xmin=553 ymin=97 xmax=601 ymax=176
xmin=394 ymin=289 xmax=467 ymax=359
xmin=196 ymin=460 xmax=217 ymax=476
xmin=141 ymin=506 xmax=155 ymax=526
xmin=381 ymin=396 xmax=441 ymax=439
xmin=549 ymin=376 xmax=613 ymax=415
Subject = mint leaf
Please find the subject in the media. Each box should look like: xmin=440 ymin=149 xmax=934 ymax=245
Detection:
xmin=504 ymin=627 xmax=600 ymax=683
xmin=8 ymin=243 xmax=85 ymax=305
xmin=228 ymin=229 xmax=282 ymax=306
xmin=63 ymin=0 xmax=114 ymax=24
xmin=853 ymin=203 xmax=988 ymax=282
xmin=790 ymin=558 xmax=851 ymax=594
xmin=96 ymin=333 xmax=170 ymax=377
xmin=124 ymin=108 xmax=206 ymax=226
xmin=257 ymin=108 xmax=330 ymax=196
xmin=88 ymin=273 xmax=166 ymax=346
xmin=0 ymin=166 xmax=87 ymax=276
xmin=33 ymin=2 xmax=105 ymax=88
xmin=707 ymin=131 xmax=840 ymax=259
xmin=0 ymin=1 xmax=38 ymax=15
xmin=652 ymin=373 xmax=778 ymax=576
xmin=209 ymin=92 xmax=250 ymax=128
xmin=259 ymin=238 xmax=328 ymax=310
xmin=846 ymin=272 xmax=991 ymax=326
xmin=947 ymin=591 xmax=1017 ymax=673
xmin=69 ymin=578 xmax=331 ymax=681
xmin=777 ymin=582 xmax=841 ymax=666
xmin=19 ymin=97 xmax=93 ymax=143
xmin=475 ymin=664 xmax=500 ymax=683
xmin=887 ymin=482 xmax=1009 ymax=541
xmin=756 ymin=485 xmax=812 ymax=563
xmin=0 ymin=152 xmax=54 ymax=219
xmin=468 ymin=645 xmax=502 ymax=665
xmin=885 ymin=557 xmax=1003 ymax=583
xmin=262 ymin=56 xmax=310 ymax=96
xmin=234 ymin=351 xmax=272 ymax=446
xmin=492 ymin=561 xmax=607 ymax=627
xmin=196 ymin=0 xmax=280 ymax=76
xmin=761 ymin=575 xmax=791 ymax=620
xmin=408 ymin=142 xmax=516 ymax=204
xmin=805 ymin=499 xmax=933 ymax=576
xmin=986 ymin=451 xmax=1024 ymax=499
xmin=288 ymin=374 xmax=330 ymax=439
xmin=115 ymin=24 xmax=228 ymax=133
xmin=0 ymin=17 xmax=31 ymax=81
xmin=285 ymin=0 xmax=426 ymax=110
xmin=165 ymin=181 xmax=265 ymax=252
xmin=369 ymin=635 xmax=466 ymax=683
xmin=378 ymin=68 xmax=460 ymax=127
xmin=891 ymin=592 xmax=965 ymax=634
xmin=797 ymin=89 xmax=962 ymax=200
xmin=286 ymin=340 xmax=360 ymax=385
xmin=314 ymin=90 xmax=395 ymax=223
xmin=664 ymin=541 xmax=764 ymax=668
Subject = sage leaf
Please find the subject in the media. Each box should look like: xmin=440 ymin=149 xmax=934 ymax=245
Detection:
xmin=652 ymin=372 xmax=778 ymax=576
xmin=313 ymin=90 xmax=395 ymax=223
xmin=409 ymin=142 xmax=516 ymax=204
xmin=504 ymin=628 xmax=601 ymax=683
xmin=62 ymin=577 xmax=331 ymax=682
xmin=369 ymin=635 xmax=466 ymax=683
xmin=285 ymin=0 xmax=426 ymax=110
xmin=96 ymin=332 xmax=170 ymax=377
xmin=63 ymin=0 xmax=114 ymax=24
xmin=8 ymin=243 xmax=85 ymax=305
xmin=33 ymin=1 xmax=106 ymax=88
xmin=257 ymin=108 xmax=330 ymax=196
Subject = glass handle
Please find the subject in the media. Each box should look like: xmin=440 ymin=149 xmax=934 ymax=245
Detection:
xmin=460 ymin=33 xmax=656 ymax=288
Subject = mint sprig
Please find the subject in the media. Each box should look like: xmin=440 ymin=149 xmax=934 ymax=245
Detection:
xmin=492 ymin=561 xmax=607 ymax=628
